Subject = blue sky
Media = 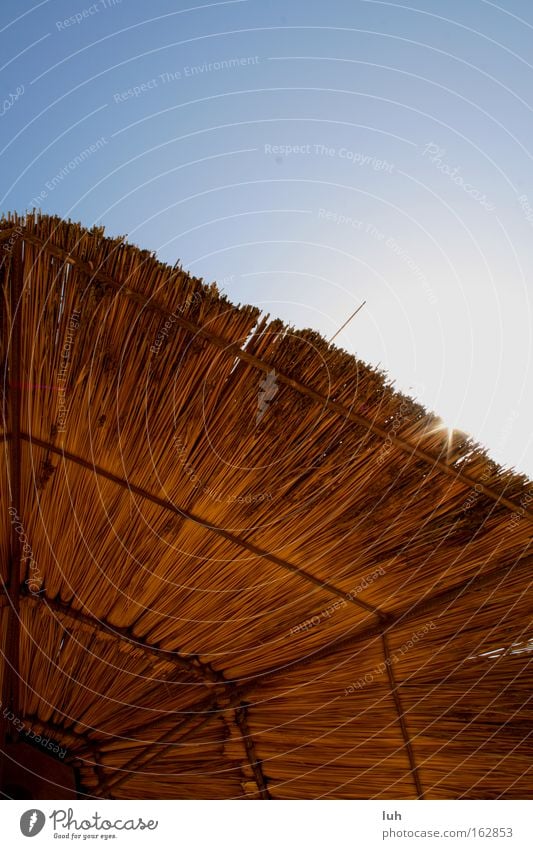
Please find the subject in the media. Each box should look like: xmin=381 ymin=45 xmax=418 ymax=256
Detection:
xmin=1 ymin=0 xmax=532 ymax=475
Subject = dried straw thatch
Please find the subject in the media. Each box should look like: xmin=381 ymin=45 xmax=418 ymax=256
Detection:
xmin=0 ymin=212 xmax=531 ymax=799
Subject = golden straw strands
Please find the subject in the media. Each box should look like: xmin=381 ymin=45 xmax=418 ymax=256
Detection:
xmin=0 ymin=212 xmax=531 ymax=800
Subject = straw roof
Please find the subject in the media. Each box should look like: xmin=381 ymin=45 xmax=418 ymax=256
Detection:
xmin=1 ymin=212 xmax=531 ymax=799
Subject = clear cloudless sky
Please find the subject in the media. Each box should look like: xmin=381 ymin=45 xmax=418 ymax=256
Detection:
xmin=1 ymin=0 xmax=532 ymax=475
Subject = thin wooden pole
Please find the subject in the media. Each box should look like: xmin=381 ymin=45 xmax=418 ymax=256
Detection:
xmin=381 ymin=632 xmax=424 ymax=799
xmin=234 ymin=702 xmax=271 ymax=799
xmin=328 ymin=300 xmax=366 ymax=344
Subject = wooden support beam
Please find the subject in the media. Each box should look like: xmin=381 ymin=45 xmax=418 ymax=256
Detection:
xmin=20 ymin=230 xmax=533 ymax=525
xmin=15 ymin=561 xmax=529 ymax=792
xmin=6 ymin=458 xmax=528 ymax=703
xmin=234 ymin=702 xmax=271 ymax=799
xmin=248 ymin=551 xmax=531 ymax=688
xmin=2 ymin=226 xmax=529 ymax=802
xmin=11 ymin=553 xmax=527 ymax=754
xmin=100 ymin=693 xmax=224 ymax=796
xmin=21 ymin=592 xmax=221 ymax=684
xmin=72 ymin=688 xmax=241 ymax=763
xmin=20 ymin=433 xmax=386 ymax=621
xmin=8 ymin=451 xmax=527 ymax=696
xmin=381 ymin=632 xmax=424 ymax=799
xmin=88 ymin=748 xmax=108 ymax=799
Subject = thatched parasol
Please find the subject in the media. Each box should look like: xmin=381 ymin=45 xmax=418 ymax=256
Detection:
xmin=0 ymin=213 xmax=531 ymax=799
